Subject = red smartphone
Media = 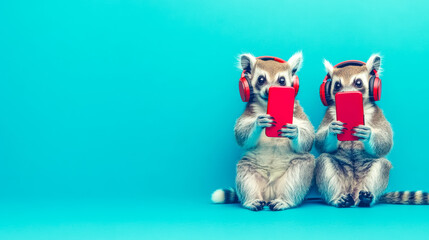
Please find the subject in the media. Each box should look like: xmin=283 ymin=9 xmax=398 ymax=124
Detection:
xmin=335 ymin=91 xmax=365 ymax=141
xmin=266 ymin=86 xmax=295 ymax=138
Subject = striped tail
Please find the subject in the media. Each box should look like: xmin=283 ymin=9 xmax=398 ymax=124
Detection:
xmin=211 ymin=188 xmax=240 ymax=204
xmin=379 ymin=191 xmax=429 ymax=205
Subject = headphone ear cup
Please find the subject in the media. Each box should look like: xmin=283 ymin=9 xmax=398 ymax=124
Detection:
xmin=320 ymin=80 xmax=332 ymax=106
xmin=325 ymin=81 xmax=332 ymax=105
xmin=370 ymin=76 xmax=382 ymax=101
xmin=319 ymin=82 xmax=327 ymax=106
xmin=239 ymin=72 xmax=251 ymax=102
xmin=292 ymin=75 xmax=299 ymax=96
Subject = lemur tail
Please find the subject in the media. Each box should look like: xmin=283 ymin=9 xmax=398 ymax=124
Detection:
xmin=211 ymin=188 xmax=240 ymax=204
xmin=379 ymin=191 xmax=429 ymax=205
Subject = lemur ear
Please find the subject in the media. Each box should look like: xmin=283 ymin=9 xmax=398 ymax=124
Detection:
xmin=288 ymin=51 xmax=303 ymax=75
xmin=323 ymin=59 xmax=334 ymax=77
xmin=239 ymin=53 xmax=256 ymax=72
xmin=366 ymin=54 xmax=382 ymax=73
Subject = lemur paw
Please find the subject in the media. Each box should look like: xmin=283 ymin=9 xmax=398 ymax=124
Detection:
xmin=268 ymin=199 xmax=292 ymax=211
xmin=256 ymin=114 xmax=276 ymax=128
xmin=243 ymin=200 xmax=266 ymax=211
xmin=334 ymin=194 xmax=354 ymax=208
xmin=352 ymin=125 xmax=372 ymax=141
xmin=278 ymin=124 xmax=298 ymax=139
xmin=328 ymin=121 xmax=346 ymax=135
xmin=357 ymin=191 xmax=374 ymax=207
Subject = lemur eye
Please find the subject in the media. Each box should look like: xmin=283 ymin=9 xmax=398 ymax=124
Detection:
xmin=334 ymin=82 xmax=342 ymax=90
xmin=354 ymin=78 xmax=363 ymax=88
xmin=278 ymin=76 xmax=286 ymax=86
xmin=257 ymin=76 xmax=266 ymax=85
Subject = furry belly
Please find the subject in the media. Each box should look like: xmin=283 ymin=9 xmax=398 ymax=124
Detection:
xmin=238 ymin=155 xmax=291 ymax=201
xmin=337 ymin=141 xmax=370 ymax=160
xmin=245 ymin=146 xmax=296 ymax=166
xmin=240 ymin=136 xmax=302 ymax=201
xmin=339 ymin=140 xmax=364 ymax=150
xmin=242 ymin=147 xmax=297 ymax=184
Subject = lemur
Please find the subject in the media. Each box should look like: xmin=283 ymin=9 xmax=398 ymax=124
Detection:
xmin=211 ymin=52 xmax=315 ymax=211
xmin=315 ymin=54 xmax=429 ymax=207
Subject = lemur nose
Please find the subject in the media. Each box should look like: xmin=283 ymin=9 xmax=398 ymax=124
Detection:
xmin=264 ymin=89 xmax=269 ymax=96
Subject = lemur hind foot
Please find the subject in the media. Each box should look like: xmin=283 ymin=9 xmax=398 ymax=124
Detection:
xmin=243 ymin=199 xmax=266 ymax=211
xmin=357 ymin=191 xmax=374 ymax=207
xmin=268 ymin=199 xmax=293 ymax=211
xmin=335 ymin=194 xmax=354 ymax=208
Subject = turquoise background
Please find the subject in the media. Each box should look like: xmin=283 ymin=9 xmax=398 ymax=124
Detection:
xmin=1 ymin=0 xmax=428 ymax=239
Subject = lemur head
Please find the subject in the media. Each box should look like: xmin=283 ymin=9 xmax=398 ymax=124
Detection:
xmin=323 ymin=54 xmax=382 ymax=105
xmin=239 ymin=52 xmax=303 ymax=103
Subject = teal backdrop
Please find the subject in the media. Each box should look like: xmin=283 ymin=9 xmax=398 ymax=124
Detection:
xmin=0 ymin=0 xmax=428 ymax=239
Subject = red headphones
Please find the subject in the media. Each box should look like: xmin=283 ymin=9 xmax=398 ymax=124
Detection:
xmin=239 ymin=56 xmax=300 ymax=102
xmin=319 ymin=60 xmax=382 ymax=106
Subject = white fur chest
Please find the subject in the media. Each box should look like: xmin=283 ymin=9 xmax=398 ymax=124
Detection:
xmin=244 ymin=130 xmax=293 ymax=166
xmin=363 ymin=104 xmax=376 ymax=126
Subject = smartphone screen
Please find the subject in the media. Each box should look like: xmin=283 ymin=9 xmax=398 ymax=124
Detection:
xmin=266 ymin=86 xmax=295 ymax=138
xmin=335 ymin=91 xmax=365 ymax=141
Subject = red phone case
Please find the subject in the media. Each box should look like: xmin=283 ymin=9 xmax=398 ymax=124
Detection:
xmin=335 ymin=91 xmax=365 ymax=141
xmin=266 ymin=87 xmax=295 ymax=138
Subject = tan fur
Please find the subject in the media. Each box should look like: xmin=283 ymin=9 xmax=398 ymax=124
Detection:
xmin=253 ymin=59 xmax=290 ymax=78
xmin=415 ymin=191 xmax=423 ymax=204
xmin=401 ymin=191 xmax=410 ymax=203
xmin=333 ymin=65 xmax=368 ymax=85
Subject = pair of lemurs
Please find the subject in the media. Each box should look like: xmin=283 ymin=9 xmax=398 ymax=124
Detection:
xmin=211 ymin=52 xmax=428 ymax=211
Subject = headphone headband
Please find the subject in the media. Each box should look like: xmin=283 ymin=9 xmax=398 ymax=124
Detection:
xmin=334 ymin=60 xmax=366 ymax=68
xmin=334 ymin=60 xmax=379 ymax=77
xmin=256 ymin=56 xmax=286 ymax=63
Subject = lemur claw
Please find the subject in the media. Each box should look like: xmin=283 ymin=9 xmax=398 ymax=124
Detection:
xmin=328 ymin=121 xmax=346 ymax=135
xmin=352 ymin=125 xmax=372 ymax=141
xmin=278 ymin=124 xmax=298 ymax=139
xmin=256 ymin=114 xmax=275 ymax=128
